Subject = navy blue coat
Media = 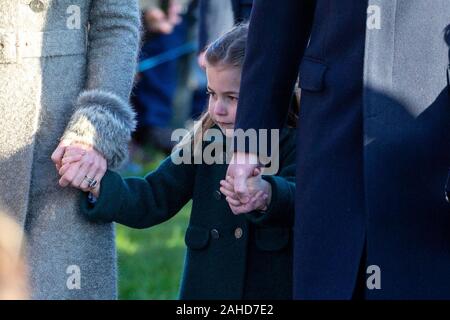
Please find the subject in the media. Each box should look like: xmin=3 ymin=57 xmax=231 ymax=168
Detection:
xmin=231 ymin=0 xmax=253 ymax=22
xmin=235 ymin=0 xmax=450 ymax=299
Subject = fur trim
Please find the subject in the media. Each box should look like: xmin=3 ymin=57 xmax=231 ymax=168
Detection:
xmin=61 ymin=89 xmax=136 ymax=169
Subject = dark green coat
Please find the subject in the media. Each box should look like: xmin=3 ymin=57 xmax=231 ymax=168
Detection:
xmin=80 ymin=128 xmax=296 ymax=300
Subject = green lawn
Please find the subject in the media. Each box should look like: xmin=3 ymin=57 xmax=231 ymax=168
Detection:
xmin=116 ymin=147 xmax=190 ymax=300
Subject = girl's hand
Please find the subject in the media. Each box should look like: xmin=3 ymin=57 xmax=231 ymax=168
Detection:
xmin=57 ymin=143 xmax=107 ymax=194
xmin=220 ymin=173 xmax=272 ymax=215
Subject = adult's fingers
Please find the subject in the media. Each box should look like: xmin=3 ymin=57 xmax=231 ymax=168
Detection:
xmin=59 ymin=162 xmax=72 ymax=176
xmin=81 ymin=156 xmax=106 ymax=191
xmin=61 ymin=154 xmax=84 ymax=166
xmin=64 ymin=146 xmax=87 ymax=156
xmin=227 ymin=153 xmax=257 ymax=204
xmin=51 ymin=140 xmax=71 ymax=166
xmin=59 ymin=162 xmax=81 ymax=187
xmin=251 ymin=191 xmax=268 ymax=211
xmin=71 ymin=161 xmax=92 ymax=188
xmin=233 ymin=173 xmax=251 ymax=203
xmin=79 ymin=160 xmax=99 ymax=190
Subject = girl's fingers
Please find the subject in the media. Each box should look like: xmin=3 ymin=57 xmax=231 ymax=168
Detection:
xmin=225 ymin=175 xmax=235 ymax=185
xmin=252 ymin=167 xmax=262 ymax=176
xmin=220 ymin=180 xmax=236 ymax=193
xmin=229 ymin=204 xmax=243 ymax=215
xmin=252 ymin=191 xmax=269 ymax=211
xmin=220 ymin=180 xmax=232 ymax=189
xmin=254 ymin=190 xmax=265 ymax=201
xmin=243 ymin=191 xmax=266 ymax=212
xmin=220 ymin=187 xmax=239 ymax=200
xmin=226 ymin=196 xmax=241 ymax=207
xmin=220 ymin=180 xmax=240 ymax=200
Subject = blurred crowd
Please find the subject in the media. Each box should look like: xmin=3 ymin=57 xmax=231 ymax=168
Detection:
xmin=126 ymin=0 xmax=252 ymax=171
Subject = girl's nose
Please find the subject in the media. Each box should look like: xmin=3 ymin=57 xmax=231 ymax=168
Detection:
xmin=214 ymin=101 xmax=228 ymax=116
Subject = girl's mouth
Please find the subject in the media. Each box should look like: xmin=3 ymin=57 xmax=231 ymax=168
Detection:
xmin=218 ymin=122 xmax=233 ymax=128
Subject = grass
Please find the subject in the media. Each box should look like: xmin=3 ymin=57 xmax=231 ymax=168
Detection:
xmin=116 ymin=146 xmax=190 ymax=300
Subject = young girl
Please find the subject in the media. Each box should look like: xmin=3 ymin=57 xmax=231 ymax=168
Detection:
xmin=68 ymin=24 xmax=296 ymax=299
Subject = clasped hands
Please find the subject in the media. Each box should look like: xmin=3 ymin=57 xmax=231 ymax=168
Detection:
xmin=51 ymin=139 xmax=106 ymax=197
xmin=51 ymin=144 xmax=271 ymax=215
xmin=221 ymin=152 xmax=272 ymax=215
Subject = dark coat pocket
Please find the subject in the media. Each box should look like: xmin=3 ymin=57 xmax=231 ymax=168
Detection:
xmin=255 ymin=227 xmax=291 ymax=251
xmin=298 ymin=57 xmax=328 ymax=92
xmin=185 ymin=226 xmax=210 ymax=250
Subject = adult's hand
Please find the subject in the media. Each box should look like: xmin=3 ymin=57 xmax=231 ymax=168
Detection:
xmin=51 ymin=139 xmax=74 ymax=171
xmin=144 ymin=1 xmax=182 ymax=34
xmin=56 ymin=143 xmax=107 ymax=192
xmin=220 ymin=173 xmax=271 ymax=215
xmin=226 ymin=152 xmax=260 ymax=204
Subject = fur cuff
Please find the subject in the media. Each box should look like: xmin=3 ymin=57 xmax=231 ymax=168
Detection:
xmin=61 ymin=90 xmax=136 ymax=169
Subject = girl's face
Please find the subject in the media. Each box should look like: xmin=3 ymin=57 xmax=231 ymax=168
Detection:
xmin=206 ymin=63 xmax=241 ymax=136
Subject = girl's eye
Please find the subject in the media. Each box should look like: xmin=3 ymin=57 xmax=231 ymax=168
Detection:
xmin=228 ymin=96 xmax=238 ymax=101
xmin=207 ymin=91 xmax=217 ymax=98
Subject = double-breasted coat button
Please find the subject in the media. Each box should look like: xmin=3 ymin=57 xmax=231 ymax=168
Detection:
xmin=210 ymin=228 xmax=220 ymax=239
xmin=30 ymin=0 xmax=45 ymax=12
xmin=234 ymin=227 xmax=243 ymax=239
xmin=214 ymin=190 xmax=222 ymax=200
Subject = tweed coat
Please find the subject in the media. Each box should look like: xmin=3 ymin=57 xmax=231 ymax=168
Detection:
xmin=0 ymin=0 xmax=139 ymax=299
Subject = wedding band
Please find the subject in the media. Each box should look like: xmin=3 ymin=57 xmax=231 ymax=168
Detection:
xmin=88 ymin=179 xmax=98 ymax=189
xmin=84 ymin=176 xmax=97 ymax=189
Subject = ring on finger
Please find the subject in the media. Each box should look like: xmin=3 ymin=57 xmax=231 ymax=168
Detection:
xmin=84 ymin=176 xmax=97 ymax=189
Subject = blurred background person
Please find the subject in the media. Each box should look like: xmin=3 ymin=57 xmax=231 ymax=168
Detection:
xmin=131 ymin=0 xmax=189 ymax=159
xmin=0 ymin=211 xmax=28 ymax=300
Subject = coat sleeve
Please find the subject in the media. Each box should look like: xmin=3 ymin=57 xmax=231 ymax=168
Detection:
xmin=234 ymin=0 xmax=315 ymax=134
xmin=231 ymin=0 xmax=253 ymax=22
xmin=244 ymin=129 xmax=296 ymax=227
xmin=80 ymin=154 xmax=196 ymax=229
xmin=61 ymin=0 xmax=141 ymax=169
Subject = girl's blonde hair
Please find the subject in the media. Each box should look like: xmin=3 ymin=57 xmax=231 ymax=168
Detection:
xmin=175 ymin=23 xmax=298 ymax=154
xmin=175 ymin=24 xmax=249 ymax=154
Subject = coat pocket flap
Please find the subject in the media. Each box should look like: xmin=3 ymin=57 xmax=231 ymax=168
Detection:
xmin=255 ymin=227 xmax=290 ymax=251
xmin=298 ymin=57 xmax=328 ymax=92
xmin=185 ymin=226 xmax=210 ymax=250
